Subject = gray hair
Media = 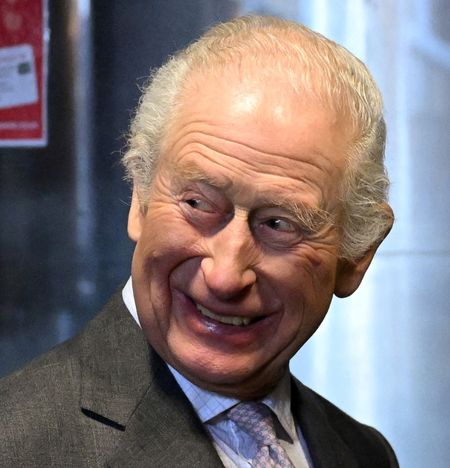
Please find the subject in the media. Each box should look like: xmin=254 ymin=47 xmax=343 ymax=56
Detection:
xmin=122 ymin=15 xmax=392 ymax=260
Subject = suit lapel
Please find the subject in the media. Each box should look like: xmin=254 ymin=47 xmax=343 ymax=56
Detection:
xmin=79 ymin=293 xmax=152 ymax=428
xmin=291 ymin=378 xmax=358 ymax=468
xmin=78 ymin=293 xmax=222 ymax=467
xmin=108 ymin=347 xmax=223 ymax=467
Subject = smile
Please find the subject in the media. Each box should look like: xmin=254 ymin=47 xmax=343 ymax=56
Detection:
xmin=196 ymin=303 xmax=257 ymax=327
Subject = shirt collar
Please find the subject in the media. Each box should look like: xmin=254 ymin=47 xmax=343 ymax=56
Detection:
xmin=169 ymin=365 xmax=240 ymax=422
xmin=171 ymin=366 xmax=296 ymax=443
xmin=122 ymin=277 xmax=297 ymax=442
xmin=122 ymin=277 xmax=141 ymax=326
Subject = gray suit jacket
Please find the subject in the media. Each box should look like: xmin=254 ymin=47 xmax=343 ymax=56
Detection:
xmin=0 ymin=293 xmax=398 ymax=467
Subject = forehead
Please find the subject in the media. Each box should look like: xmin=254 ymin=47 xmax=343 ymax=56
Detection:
xmin=168 ymin=64 xmax=348 ymax=152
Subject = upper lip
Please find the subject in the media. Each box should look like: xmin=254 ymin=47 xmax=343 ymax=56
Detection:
xmin=174 ymin=287 xmax=275 ymax=322
xmin=193 ymin=297 xmax=265 ymax=319
xmin=192 ymin=298 xmax=268 ymax=325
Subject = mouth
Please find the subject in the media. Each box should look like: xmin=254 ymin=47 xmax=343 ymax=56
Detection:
xmin=196 ymin=303 xmax=263 ymax=327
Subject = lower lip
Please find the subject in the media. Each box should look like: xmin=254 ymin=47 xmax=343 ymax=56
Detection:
xmin=172 ymin=290 xmax=279 ymax=347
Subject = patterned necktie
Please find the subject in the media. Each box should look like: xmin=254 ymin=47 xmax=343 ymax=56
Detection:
xmin=227 ymin=402 xmax=294 ymax=468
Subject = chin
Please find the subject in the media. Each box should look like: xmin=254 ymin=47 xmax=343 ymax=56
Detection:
xmin=168 ymin=347 xmax=284 ymax=399
xmin=174 ymin=350 xmax=253 ymax=383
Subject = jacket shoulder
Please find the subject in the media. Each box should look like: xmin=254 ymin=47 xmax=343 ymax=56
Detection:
xmin=0 ymin=330 xmax=82 ymax=463
xmin=0 ymin=292 xmax=140 ymax=466
xmin=0 ymin=325 xmax=82 ymax=417
xmin=0 ymin=292 xmax=123 ymax=405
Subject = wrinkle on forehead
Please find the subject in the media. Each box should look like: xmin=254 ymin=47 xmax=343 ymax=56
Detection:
xmin=162 ymin=67 xmax=350 ymax=174
xmin=165 ymin=125 xmax=343 ymax=187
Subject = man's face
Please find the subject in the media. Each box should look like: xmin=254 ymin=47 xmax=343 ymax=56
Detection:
xmin=130 ymin=68 xmax=357 ymax=398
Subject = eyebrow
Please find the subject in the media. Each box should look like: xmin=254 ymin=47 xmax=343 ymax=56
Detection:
xmin=170 ymin=163 xmax=229 ymax=189
xmin=171 ymin=163 xmax=336 ymax=233
xmin=262 ymin=197 xmax=335 ymax=233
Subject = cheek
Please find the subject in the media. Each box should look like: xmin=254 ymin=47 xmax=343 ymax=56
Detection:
xmin=272 ymin=245 xmax=335 ymax=288
xmin=297 ymin=239 xmax=339 ymax=284
xmin=133 ymin=213 xmax=208 ymax=322
xmin=267 ymin=244 xmax=338 ymax=316
xmin=267 ymin=250 xmax=337 ymax=353
xmin=137 ymin=207 xmax=202 ymax=265
xmin=132 ymin=212 xmax=204 ymax=342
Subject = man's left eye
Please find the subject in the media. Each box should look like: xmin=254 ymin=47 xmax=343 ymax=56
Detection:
xmin=184 ymin=198 xmax=215 ymax=213
xmin=264 ymin=218 xmax=296 ymax=232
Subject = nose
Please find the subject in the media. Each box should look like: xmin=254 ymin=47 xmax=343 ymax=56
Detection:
xmin=201 ymin=215 xmax=257 ymax=300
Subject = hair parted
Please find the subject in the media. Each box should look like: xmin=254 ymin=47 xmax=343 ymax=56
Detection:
xmin=122 ymin=15 xmax=392 ymax=261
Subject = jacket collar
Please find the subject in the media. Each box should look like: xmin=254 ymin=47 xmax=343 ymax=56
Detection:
xmin=79 ymin=293 xmax=151 ymax=428
xmin=291 ymin=378 xmax=358 ymax=468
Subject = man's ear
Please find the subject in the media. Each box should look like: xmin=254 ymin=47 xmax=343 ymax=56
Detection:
xmin=127 ymin=188 xmax=144 ymax=242
xmin=334 ymin=203 xmax=393 ymax=298
xmin=334 ymin=244 xmax=379 ymax=298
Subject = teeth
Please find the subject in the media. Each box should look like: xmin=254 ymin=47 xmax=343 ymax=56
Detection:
xmin=197 ymin=304 xmax=251 ymax=326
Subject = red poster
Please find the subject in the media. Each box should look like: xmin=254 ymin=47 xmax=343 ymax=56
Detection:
xmin=0 ymin=0 xmax=48 ymax=146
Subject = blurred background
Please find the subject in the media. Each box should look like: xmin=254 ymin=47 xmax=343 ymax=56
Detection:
xmin=0 ymin=1 xmax=448 ymax=466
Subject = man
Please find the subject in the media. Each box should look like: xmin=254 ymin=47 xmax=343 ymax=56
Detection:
xmin=0 ymin=16 xmax=397 ymax=467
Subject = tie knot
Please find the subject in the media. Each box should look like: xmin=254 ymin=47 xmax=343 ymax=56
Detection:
xmin=227 ymin=402 xmax=277 ymax=446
